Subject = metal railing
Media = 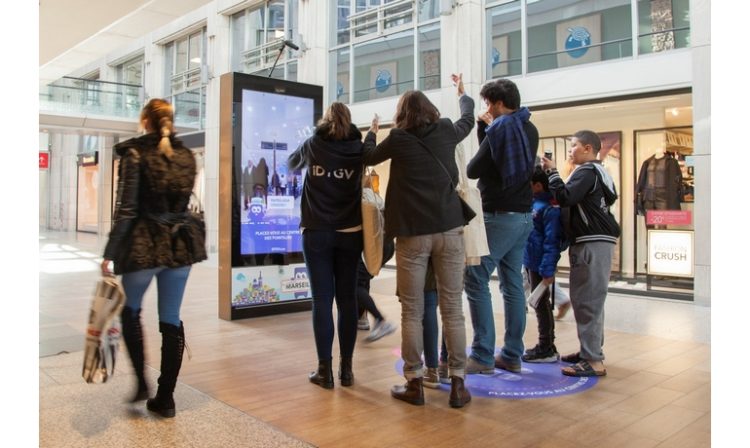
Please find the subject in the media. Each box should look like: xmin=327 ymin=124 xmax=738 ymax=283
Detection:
xmin=241 ymin=38 xmax=295 ymax=73
xmin=348 ymin=0 xmax=414 ymax=43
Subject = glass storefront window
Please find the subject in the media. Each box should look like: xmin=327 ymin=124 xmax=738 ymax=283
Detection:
xmin=188 ymin=32 xmax=202 ymax=71
xmin=418 ymin=0 xmax=440 ymax=22
xmin=230 ymin=1 xmax=299 ymax=80
xmin=334 ymin=0 xmax=351 ymax=45
xmin=486 ymin=0 xmax=522 ymax=79
xmin=526 ymin=0 xmax=632 ymax=74
xmin=637 ymin=0 xmax=690 ymax=55
xmin=173 ymin=89 xmax=202 ymax=130
xmin=231 ymin=9 xmax=246 ymax=72
xmin=175 ymin=38 xmax=188 ymax=74
xmin=383 ymin=0 xmax=413 ymax=30
xmin=267 ymin=0 xmax=285 ymax=41
xmin=249 ymin=8 xmax=265 ymax=48
xmin=166 ymin=29 xmax=207 ymax=130
xmin=116 ymin=55 xmax=144 ymax=114
xmin=634 ymin=127 xmax=694 ymax=284
xmin=356 ymin=0 xmax=380 ymax=13
xmin=77 ymin=164 xmax=99 ymax=233
xmin=418 ymin=24 xmax=440 ymax=91
xmin=333 ymin=47 xmax=351 ymax=103
xmin=352 ymin=30 xmax=413 ymax=102
xmin=333 ymin=1 xmax=428 ymax=104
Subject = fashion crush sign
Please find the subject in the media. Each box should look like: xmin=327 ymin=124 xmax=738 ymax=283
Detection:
xmin=647 ymin=230 xmax=694 ymax=277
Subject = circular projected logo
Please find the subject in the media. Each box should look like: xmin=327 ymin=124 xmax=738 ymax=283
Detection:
xmin=374 ymin=69 xmax=392 ymax=93
xmin=565 ymin=26 xmax=592 ymax=58
xmin=394 ymin=349 xmax=599 ymax=400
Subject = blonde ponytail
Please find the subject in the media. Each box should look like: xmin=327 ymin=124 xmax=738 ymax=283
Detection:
xmin=158 ymin=117 xmax=174 ymax=158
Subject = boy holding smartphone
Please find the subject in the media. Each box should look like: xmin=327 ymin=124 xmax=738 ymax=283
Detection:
xmin=540 ymin=130 xmax=620 ymax=377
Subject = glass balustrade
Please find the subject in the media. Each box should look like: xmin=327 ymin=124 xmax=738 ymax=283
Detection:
xmin=40 ymin=76 xmax=144 ymax=120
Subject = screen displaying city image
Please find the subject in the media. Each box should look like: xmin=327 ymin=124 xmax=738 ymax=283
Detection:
xmin=238 ymin=89 xmax=314 ymax=256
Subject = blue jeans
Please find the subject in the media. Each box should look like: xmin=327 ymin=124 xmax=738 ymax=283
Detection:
xmin=464 ymin=212 xmax=532 ymax=365
xmin=422 ymin=289 xmax=439 ymax=368
xmin=302 ymin=229 xmax=363 ymax=361
xmin=121 ymin=266 xmax=192 ymax=327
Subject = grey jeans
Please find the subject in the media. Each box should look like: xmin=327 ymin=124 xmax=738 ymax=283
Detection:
xmin=568 ymin=241 xmax=614 ymax=362
xmin=396 ymin=227 xmax=467 ymax=379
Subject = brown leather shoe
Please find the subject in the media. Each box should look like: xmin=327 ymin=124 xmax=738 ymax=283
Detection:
xmin=449 ymin=376 xmax=471 ymax=408
xmin=391 ymin=377 xmax=424 ymax=406
xmin=494 ymin=355 xmax=522 ymax=373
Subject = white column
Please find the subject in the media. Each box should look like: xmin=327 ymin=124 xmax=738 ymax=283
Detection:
xmin=202 ymin=3 xmax=232 ymax=256
xmin=297 ymin=0 xmax=329 ymax=90
xmin=689 ymin=0 xmax=710 ymax=306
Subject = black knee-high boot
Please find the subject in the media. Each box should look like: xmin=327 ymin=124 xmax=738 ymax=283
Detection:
xmin=147 ymin=322 xmax=185 ymax=418
xmin=120 ymin=306 xmax=149 ymax=402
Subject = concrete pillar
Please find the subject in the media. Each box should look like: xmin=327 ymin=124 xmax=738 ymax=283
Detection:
xmin=690 ymin=0 xmax=710 ymax=306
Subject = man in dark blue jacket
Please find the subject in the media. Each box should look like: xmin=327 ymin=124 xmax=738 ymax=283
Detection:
xmin=464 ymin=79 xmax=538 ymax=374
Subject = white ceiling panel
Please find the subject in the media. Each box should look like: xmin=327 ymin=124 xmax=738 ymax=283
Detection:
xmin=40 ymin=0 xmax=215 ymax=86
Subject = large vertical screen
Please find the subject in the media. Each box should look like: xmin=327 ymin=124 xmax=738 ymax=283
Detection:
xmin=239 ymin=89 xmax=314 ymax=256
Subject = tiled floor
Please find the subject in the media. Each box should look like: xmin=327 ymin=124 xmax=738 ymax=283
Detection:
xmin=38 ymin=230 xmax=712 ymax=447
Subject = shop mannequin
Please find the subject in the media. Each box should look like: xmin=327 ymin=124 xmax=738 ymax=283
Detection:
xmin=635 ymin=148 xmax=683 ymax=214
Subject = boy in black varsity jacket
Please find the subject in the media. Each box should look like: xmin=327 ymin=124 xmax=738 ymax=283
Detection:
xmin=540 ymin=130 xmax=620 ymax=378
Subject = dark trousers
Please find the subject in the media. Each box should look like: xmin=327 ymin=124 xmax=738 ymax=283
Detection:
xmin=356 ymin=284 xmax=384 ymax=322
xmin=528 ymin=269 xmax=555 ymax=350
xmin=302 ymin=229 xmax=363 ymax=361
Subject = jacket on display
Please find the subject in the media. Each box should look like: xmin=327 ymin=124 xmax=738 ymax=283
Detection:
xmin=547 ymin=161 xmax=620 ymax=245
xmin=103 ymin=133 xmax=207 ymax=275
xmin=635 ymin=154 xmax=684 ymax=214
xmin=288 ymin=124 xmax=365 ymax=231
xmin=363 ymin=95 xmax=475 ymax=238
xmin=523 ymin=192 xmax=564 ymax=279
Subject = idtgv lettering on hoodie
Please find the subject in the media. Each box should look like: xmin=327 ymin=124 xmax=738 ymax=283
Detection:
xmin=310 ymin=165 xmax=355 ymax=179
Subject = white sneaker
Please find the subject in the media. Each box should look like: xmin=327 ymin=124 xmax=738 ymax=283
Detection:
xmin=358 ymin=314 xmax=370 ymax=331
xmin=365 ymin=320 xmax=396 ymax=342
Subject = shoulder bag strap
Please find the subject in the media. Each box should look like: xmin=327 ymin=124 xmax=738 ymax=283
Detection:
xmin=411 ymin=136 xmax=457 ymax=190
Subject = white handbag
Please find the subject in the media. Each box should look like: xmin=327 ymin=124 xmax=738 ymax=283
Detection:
xmin=455 ymin=143 xmax=490 ymax=266
xmin=82 ymin=276 xmax=126 ymax=384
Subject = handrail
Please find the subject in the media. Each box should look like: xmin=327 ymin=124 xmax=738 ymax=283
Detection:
xmin=241 ymin=37 xmax=296 ymax=71
xmin=353 ymin=78 xmax=414 ymax=96
xmin=527 ymin=36 xmax=632 ymax=59
xmin=59 ymin=76 xmax=142 ymax=89
xmin=347 ymin=0 xmax=413 ymax=21
xmin=348 ymin=0 xmax=415 ymax=40
xmin=43 ymin=83 xmax=142 ymax=96
xmin=637 ymin=25 xmax=690 ymax=38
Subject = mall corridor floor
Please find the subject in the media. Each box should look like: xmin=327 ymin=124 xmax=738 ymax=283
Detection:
xmin=39 ymin=230 xmax=710 ymax=447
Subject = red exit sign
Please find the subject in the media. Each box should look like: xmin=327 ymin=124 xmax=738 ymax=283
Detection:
xmin=39 ymin=152 xmax=50 ymax=169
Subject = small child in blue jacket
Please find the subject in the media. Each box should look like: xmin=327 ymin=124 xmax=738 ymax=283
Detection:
xmin=522 ymin=165 xmax=565 ymax=363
